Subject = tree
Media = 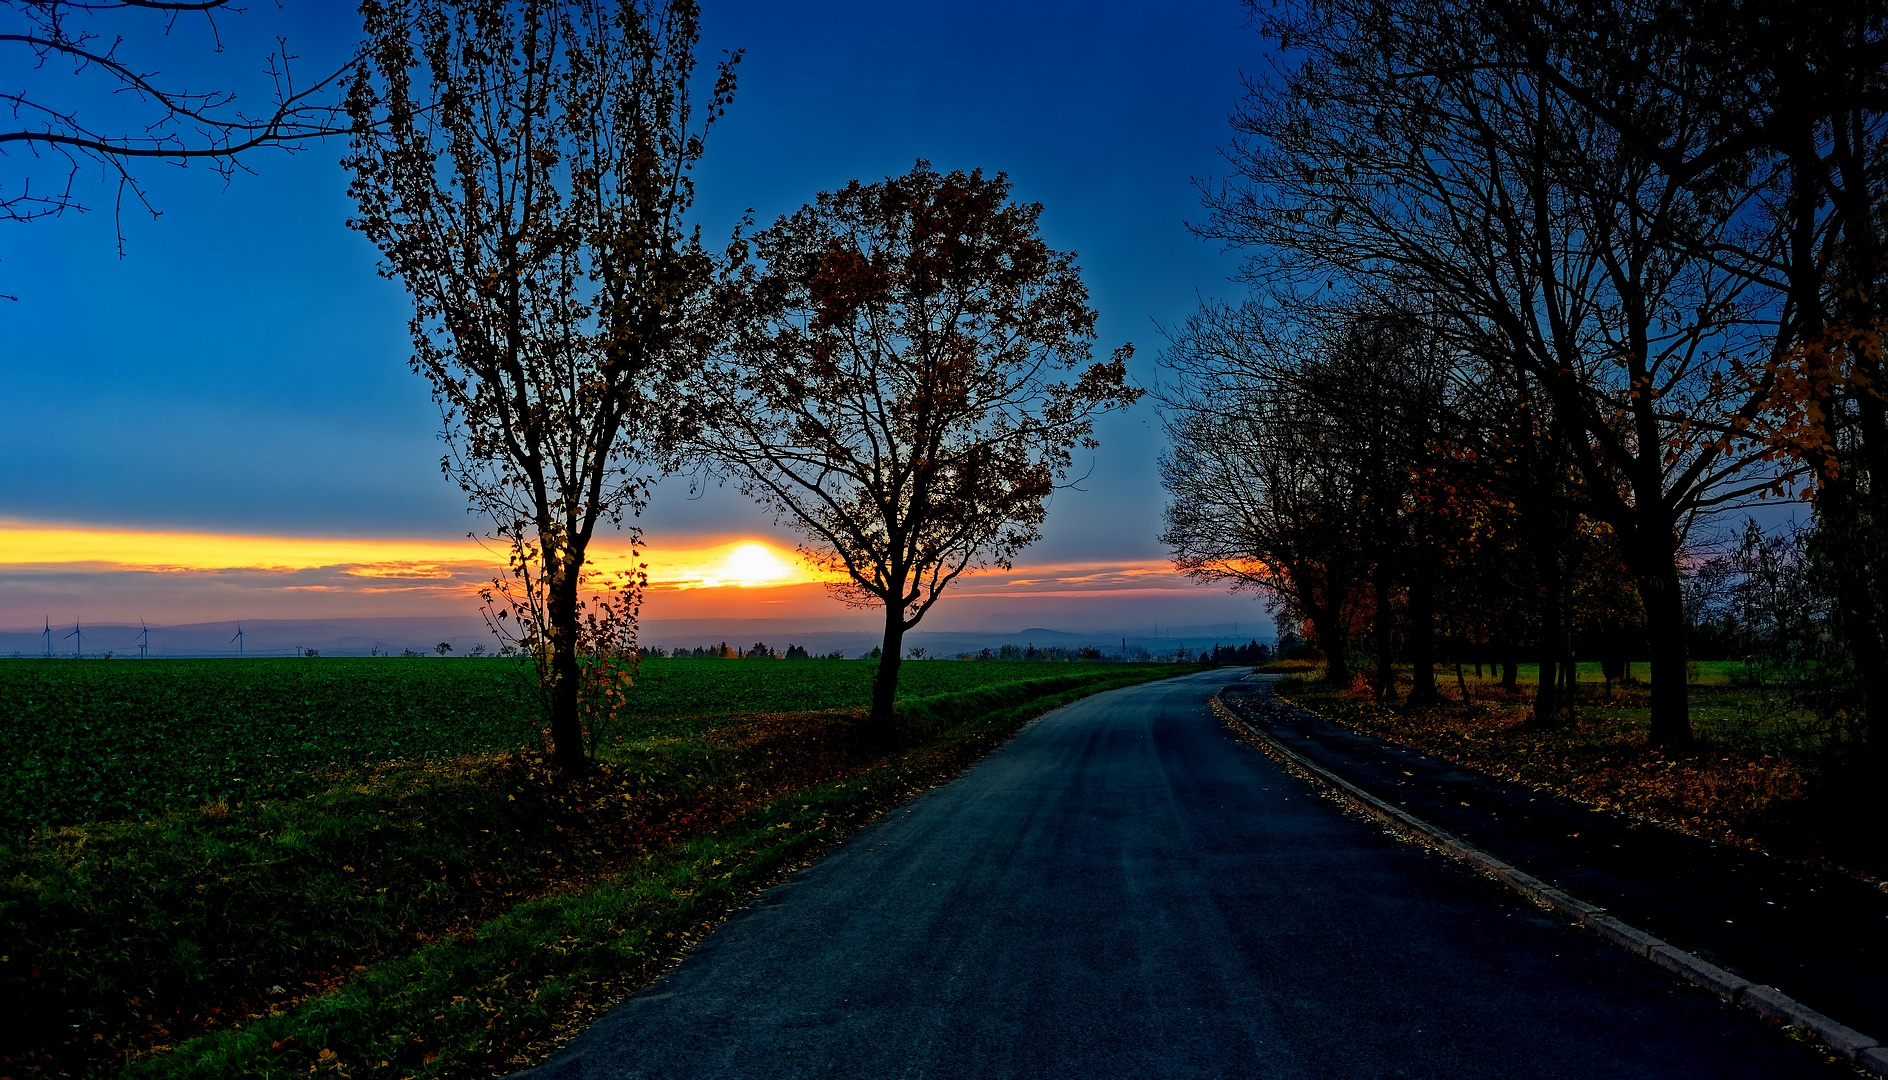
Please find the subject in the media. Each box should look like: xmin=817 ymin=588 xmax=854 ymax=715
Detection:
xmin=345 ymin=0 xmax=737 ymax=772
xmin=1161 ymin=384 xmax=1364 ymax=687
xmin=1204 ymin=0 xmax=1791 ymax=744
xmin=2 ymin=0 xmax=353 ymax=243
xmin=1160 ymin=298 xmax=1452 ymax=696
xmin=700 ymin=162 xmax=1139 ymax=724
xmin=1494 ymin=0 xmax=1888 ymax=754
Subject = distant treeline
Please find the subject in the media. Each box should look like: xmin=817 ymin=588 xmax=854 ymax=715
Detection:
xmin=649 ymin=642 xmax=1211 ymax=663
xmin=649 ymin=643 xmax=832 ymax=660
xmin=1199 ymin=641 xmax=1273 ymax=666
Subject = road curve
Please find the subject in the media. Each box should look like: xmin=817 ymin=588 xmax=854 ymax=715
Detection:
xmin=519 ymin=669 xmax=1831 ymax=1079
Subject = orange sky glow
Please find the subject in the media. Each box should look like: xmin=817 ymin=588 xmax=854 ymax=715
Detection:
xmin=0 ymin=520 xmax=1243 ymax=631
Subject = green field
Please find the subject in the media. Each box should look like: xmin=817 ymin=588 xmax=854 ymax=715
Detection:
xmin=1413 ymin=659 xmax=1822 ymax=754
xmin=0 ymin=656 xmax=1166 ymax=832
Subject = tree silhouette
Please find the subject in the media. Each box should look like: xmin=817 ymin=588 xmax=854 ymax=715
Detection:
xmin=1200 ymin=0 xmax=1799 ymax=743
xmin=700 ymin=162 xmax=1139 ymax=723
xmin=345 ymin=0 xmax=738 ymax=772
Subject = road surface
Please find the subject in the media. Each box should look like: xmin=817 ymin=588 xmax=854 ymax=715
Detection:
xmin=520 ymin=669 xmax=1831 ymax=1079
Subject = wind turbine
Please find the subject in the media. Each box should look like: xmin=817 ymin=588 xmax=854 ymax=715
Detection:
xmin=136 ymin=618 xmax=151 ymax=660
xmin=41 ymin=617 xmax=51 ymax=658
xmin=231 ymin=623 xmax=245 ymax=656
xmin=65 ymin=620 xmax=82 ymax=659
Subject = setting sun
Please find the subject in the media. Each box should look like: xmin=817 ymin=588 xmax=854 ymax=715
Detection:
xmin=718 ymin=542 xmax=797 ymax=587
xmin=634 ymin=539 xmax=831 ymax=590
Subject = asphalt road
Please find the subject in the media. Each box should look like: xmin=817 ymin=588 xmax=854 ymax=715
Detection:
xmin=519 ymin=669 xmax=1832 ymax=1079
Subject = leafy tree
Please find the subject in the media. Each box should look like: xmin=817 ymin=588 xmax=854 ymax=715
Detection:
xmin=1160 ymin=301 xmax=1362 ymax=685
xmin=345 ymin=0 xmax=738 ymax=772
xmin=699 ymin=162 xmax=1139 ymax=722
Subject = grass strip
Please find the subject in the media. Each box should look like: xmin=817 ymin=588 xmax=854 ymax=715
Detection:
xmin=1269 ymin=673 xmax=1887 ymax=883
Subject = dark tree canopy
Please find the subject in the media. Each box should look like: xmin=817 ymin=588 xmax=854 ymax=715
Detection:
xmin=1161 ymin=299 xmax=1457 ymax=696
xmin=701 ymin=161 xmax=1140 ymax=722
xmin=1196 ymin=0 xmax=1819 ymax=744
xmin=1165 ymin=0 xmax=1888 ymax=749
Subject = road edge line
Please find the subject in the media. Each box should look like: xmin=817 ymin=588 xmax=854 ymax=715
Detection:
xmin=1210 ymin=690 xmax=1888 ymax=1074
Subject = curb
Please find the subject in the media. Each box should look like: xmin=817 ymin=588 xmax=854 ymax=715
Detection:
xmin=1212 ymin=690 xmax=1888 ymax=1075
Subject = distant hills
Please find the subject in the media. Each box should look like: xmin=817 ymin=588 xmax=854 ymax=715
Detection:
xmin=0 ymin=616 xmax=1272 ymax=660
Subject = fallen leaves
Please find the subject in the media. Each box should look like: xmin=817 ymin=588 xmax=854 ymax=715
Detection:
xmin=1276 ymin=677 xmax=1810 ymax=856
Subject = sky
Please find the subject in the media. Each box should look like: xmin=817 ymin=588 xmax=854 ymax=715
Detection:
xmin=0 ymin=0 xmax=1280 ymax=647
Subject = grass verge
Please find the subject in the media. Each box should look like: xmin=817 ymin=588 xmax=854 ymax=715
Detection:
xmin=4 ymin=666 xmax=1187 ymax=1080
xmin=1270 ymin=671 xmax=1886 ymax=885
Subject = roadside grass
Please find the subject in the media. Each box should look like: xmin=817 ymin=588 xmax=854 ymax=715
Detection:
xmin=0 ymin=657 xmax=1136 ymax=833
xmin=2 ymin=664 xmax=1188 ymax=1079
xmin=1269 ymin=666 xmax=1884 ymax=883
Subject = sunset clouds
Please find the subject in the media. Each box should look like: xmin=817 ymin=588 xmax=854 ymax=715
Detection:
xmin=0 ymin=520 xmax=1257 ymax=633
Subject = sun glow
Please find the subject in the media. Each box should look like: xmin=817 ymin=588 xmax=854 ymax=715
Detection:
xmin=0 ymin=521 xmax=833 ymax=591
xmin=634 ymin=539 xmax=833 ymax=590
xmin=0 ymin=520 xmax=483 ymax=571
xmin=0 ymin=519 xmax=1239 ymax=626
xmin=718 ymin=542 xmax=798 ymax=587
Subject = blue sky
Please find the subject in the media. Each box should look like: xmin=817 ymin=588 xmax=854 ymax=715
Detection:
xmin=0 ymin=1 xmax=1278 ymax=634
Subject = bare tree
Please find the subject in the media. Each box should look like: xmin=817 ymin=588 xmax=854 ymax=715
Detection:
xmin=700 ymin=162 xmax=1140 ymax=724
xmin=2 ymin=0 xmax=354 ymax=245
xmin=345 ymin=0 xmax=737 ymax=772
xmin=1493 ymin=0 xmax=1888 ymax=753
xmin=1161 ymin=298 xmax=1453 ymax=695
xmin=1204 ymin=0 xmax=1791 ymax=744
xmin=1159 ymin=307 xmax=1364 ymax=686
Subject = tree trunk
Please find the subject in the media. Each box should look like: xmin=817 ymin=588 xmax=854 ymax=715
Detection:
xmin=870 ymin=605 xmax=907 ymax=725
xmin=546 ymin=561 xmax=587 ymax=774
xmin=1501 ymin=643 xmax=1518 ymax=693
xmin=1821 ymin=390 xmax=1888 ymax=759
xmin=1374 ymin=567 xmax=1398 ymax=703
xmin=1827 ymin=142 xmax=1888 ymax=760
xmin=1534 ymin=643 xmax=1558 ymax=726
xmin=1306 ymin=604 xmax=1350 ymax=686
xmin=1533 ymin=584 xmax=1563 ymax=726
xmin=1636 ymin=556 xmax=1693 ymax=747
xmin=1409 ymin=566 xmax=1438 ymax=705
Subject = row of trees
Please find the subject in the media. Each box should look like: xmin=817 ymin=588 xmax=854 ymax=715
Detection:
xmin=650 ymin=642 xmax=830 ymax=659
xmin=1164 ymin=0 xmax=1886 ymax=750
xmin=342 ymin=0 xmax=1138 ymax=771
xmin=650 ymin=643 xmax=1200 ymax=662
